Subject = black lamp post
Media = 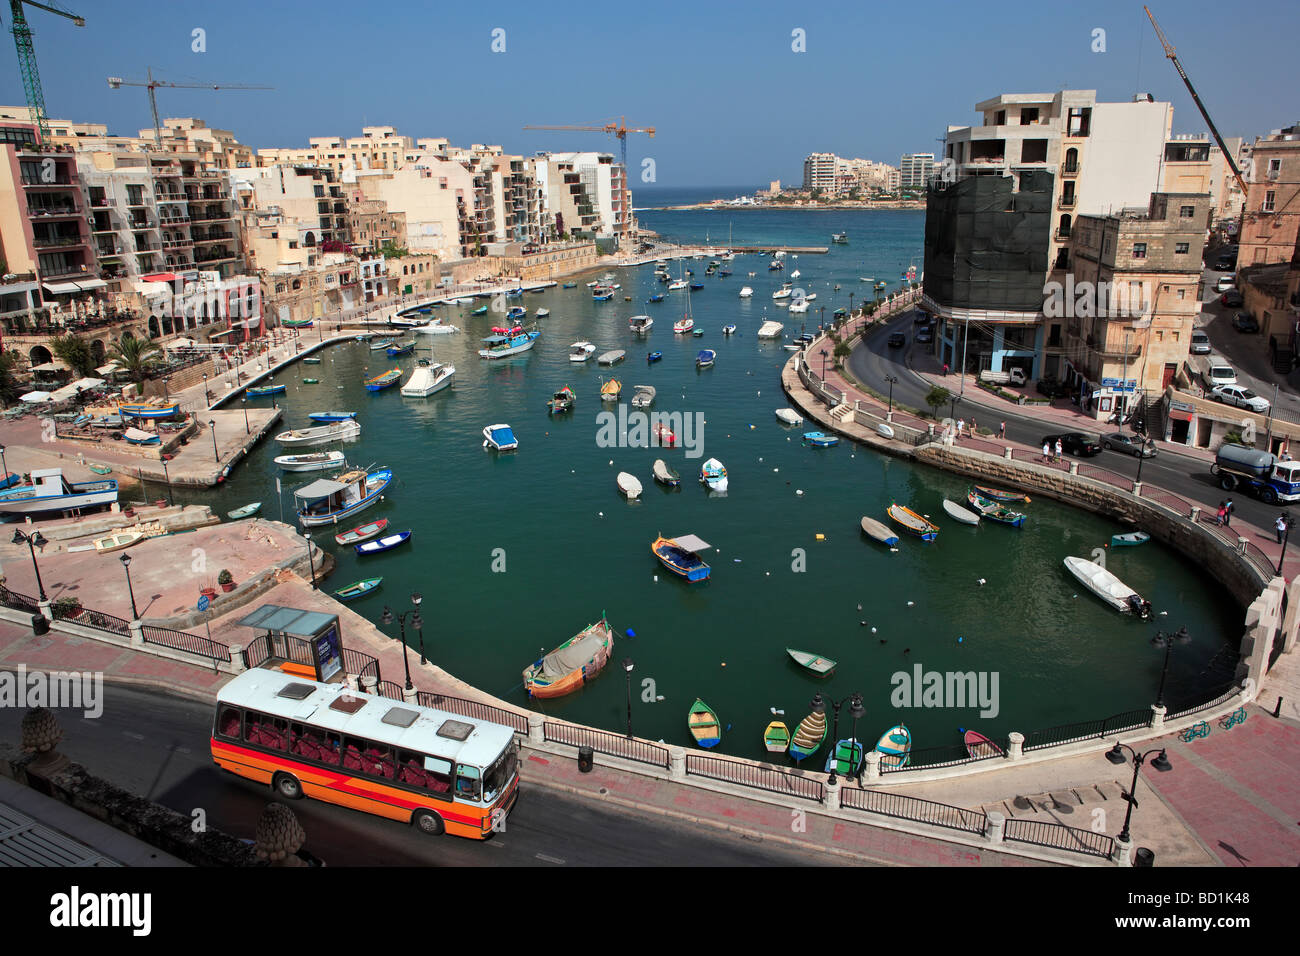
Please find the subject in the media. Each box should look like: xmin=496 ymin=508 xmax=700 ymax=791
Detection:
xmin=849 ymin=292 xmax=855 ymax=316
xmin=241 ymin=397 xmax=250 ymax=434
xmin=381 ymin=593 xmax=422 ymax=691
xmin=0 ymin=443 xmax=8 ymax=481
xmin=1104 ymin=744 xmax=1172 ymax=846
xmin=820 ymin=348 xmax=828 ymax=379
xmin=623 ymin=658 xmax=635 ymax=738
xmin=160 ymin=455 xmax=173 ymax=507
xmin=304 ymin=531 xmax=317 ymax=589
xmin=120 ymin=552 xmax=139 ymax=620
xmin=820 ymin=692 xmax=865 ymax=785
xmin=884 ymin=375 xmax=898 ymax=414
xmin=411 ymin=592 xmax=426 ymax=665
xmin=1277 ymin=512 xmax=1292 ymax=575
xmin=202 ymin=372 xmax=209 ymax=403
xmin=1150 ymin=626 xmax=1191 ymax=710
xmin=208 ymin=419 xmax=218 ymax=461
xmin=1134 ymin=435 xmax=1154 ymax=486
xmin=949 ymin=394 xmax=960 ymax=426
xmin=12 ymin=529 xmax=48 ymax=601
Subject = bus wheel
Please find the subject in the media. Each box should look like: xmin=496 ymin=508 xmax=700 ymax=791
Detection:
xmin=273 ymin=772 xmax=304 ymax=800
xmin=413 ymin=809 xmax=445 ymax=836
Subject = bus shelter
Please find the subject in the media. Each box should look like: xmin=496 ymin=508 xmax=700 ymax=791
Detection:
xmin=236 ymin=604 xmax=344 ymax=683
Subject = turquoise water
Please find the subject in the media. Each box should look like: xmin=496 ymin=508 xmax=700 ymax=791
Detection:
xmin=172 ymin=209 xmax=1240 ymax=763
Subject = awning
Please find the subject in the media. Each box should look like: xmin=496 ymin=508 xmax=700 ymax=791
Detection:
xmin=96 ymin=362 xmax=120 ymax=375
xmin=28 ymin=361 xmax=69 ymax=373
xmin=673 ymin=534 xmax=712 ymax=553
xmin=1168 ymin=408 xmax=1194 ymax=422
xmin=41 ymin=279 xmax=105 ymax=294
xmin=20 ymin=391 xmax=53 ymax=403
xmin=50 ymin=378 xmax=105 ymax=401
xmin=140 ymin=273 xmax=178 ymax=283
xmin=293 ymin=478 xmax=347 ymax=501
xmin=235 ymin=603 xmax=338 ymax=637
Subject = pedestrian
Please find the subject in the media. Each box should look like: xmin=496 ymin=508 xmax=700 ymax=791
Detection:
xmin=1277 ymin=513 xmax=1289 ymax=545
xmin=998 ymin=420 xmax=1006 ymax=439
xmin=1054 ymin=438 xmax=1063 ymax=462
xmin=957 ymin=418 xmax=965 ymax=439
xmin=1216 ymin=501 xmax=1227 ymax=526
xmin=969 ymin=418 xmax=977 ymax=437
xmin=1042 ymin=442 xmax=1051 ymax=463
xmin=943 ymin=362 xmax=949 ymax=377
xmin=1282 ymin=445 xmax=1293 ymax=462
xmin=1224 ymin=498 xmax=1234 ymax=527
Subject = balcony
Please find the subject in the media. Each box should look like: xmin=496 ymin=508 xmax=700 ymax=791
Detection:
xmin=1054 ymin=228 xmax=1072 ymax=241
xmin=1060 ymin=162 xmax=1079 ymax=178
xmin=192 ymin=231 xmax=234 ymax=243
xmin=1085 ymin=334 xmax=1142 ymax=360
xmin=126 ymin=196 xmax=149 ymax=208
xmin=96 ymin=244 xmax=124 ymax=258
xmin=162 ymin=238 xmax=193 ymax=250
xmin=21 ymin=176 xmax=75 ymax=187
xmin=29 ymin=204 xmax=81 ymax=219
xmin=1058 ymin=195 xmax=1076 ymax=210
xmin=33 ymin=235 xmax=86 ymax=249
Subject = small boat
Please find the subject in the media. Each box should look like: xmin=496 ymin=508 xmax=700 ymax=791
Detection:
xmin=696 ymin=349 xmax=716 ymax=368
xmin=887 ymin=504 xmax=938 ymax=542
xmin=363 ymin=369 xmax=402 ymax=391
xmin=772 ymin=285 xmax=792 ymax=300
xmin=334 ymin=518 xmax=390 ymax=546
xmin=630 ymin=384 xmax=655 ymax=409
xmin=1063 ymin=556 xmax=1152 ymax=617
xmin=802 ymin=431 xmax=838 ymax=447
xmin=479 ymin=326 xmax=540 ymax=359
xmin=0 ymin=468 xmax=118 ymax=515
xmin=973 ymin=485 xmax=1031 ymax=504
xmin=647 ymin=294 xmax=664 ymax=303
xmin=385 ymin=341 xmax=415 ymax=357
xmin=415 ymin=320 xmax=459 ymax=335
xmin=302 ymin=378 xmax=320 ymax=385
xmin=673 ymin=317 xmax=694 ymax=334
xmin=764 ymin=722 xmax=791 ymax=754
xmin=616 ymin=472 xmax=643 ymax=499
xmin=569 ymin=341 xmax=596 ymax=362
xmin=276 ymin=421 xmax=360 ymax=447
xmin=943 ymin=498 xmax=981 ymax=525
xmin=692 ymin=328 xmax=705 ymax=338
xmin=629 ymin=315 xmax=653 ymax=334
xmin=522 ymin=615 xmax=615 ymax=699
xmin=654 ymin=423 xmax=676 ymax=447
xmin=598 ymin=350 xmax=626 ymax=366
xmin=832 ymin=232 xmax=848 ymax=243
xmin=651 ymin=533 xmax=711 ymax=582
xmin=788 ymin=300 xmax=809 ymax=313
xmin=963 ymin=729 xmax=1005 ymax=759
xmin=647 ymin=351 xmax=663 ymax=363
xmin=592 ymin=291 xmax=613 ymax=301
xmin=334 ymin=577 xmax=382 ymax=602
xmin=275 ymin=450 xmax=347 ymax=472
xmin=789 ymin=711 xmax=827 ymax=763
xmin=967 ymin=491 xmax=1027 ymax=527
xmin=562 ymin=282 xmax=577 ymax=289
xmin=668 ymin=279 xmax=688 ymax=291
xmin=825 ymin=738 xmax=865 ymax=776
xmin=860 ymin=516 xmax=900 ymax=547
xmin=123 ymin=427 xmax=161 ymax=446
xmin=757 ymin=320 xmax=784 ymax=339
xmin=483 ymin=424 xmax=518 ymax=451
xmin=833 ymin=307 xmax=847 ymax=319
xmin=227 ymin=502 xmax=262 ymax=520
xmin=775 ymin=408 xmax=803 ymax=426
xmin=722 ymin=324 xmax=736 ymax=335
xmin=294 ymin=467 xmax=392 ymax=528
xmin=876 ymin=423 xmax=896 ymax=439
xmin=471 ymin=305 xmax=488 ymax=315
xmin=118 ymin=399 xmax=180 ymax=420
xmin=92 ymin=529 xmax=144 ymax=554
xmin=652 ymin=459 xmax=680 ymax=487
xmin=303 ymin=357 xmax=322 ymax=364
xmin=87 ymin=463 xmax=113 ymax=475
xmin=875 ymin=724 xmax=912 ymax=769
xmin=369 ymin=338 xmax=396 ymax=351
xmin=600 ymin=377 xmax=622 ymax=402
xmin=401 ymin=362 xmax=455 ymax=397
xmin=768 ymin=260 xmax=784 ymax=272
xmin=355 ymin=530 xmax=412 ymax=556
xmin=1111 ymin=531 xmax=1150 ymax=547
xmin=689 ymin=282 xmax=704 ymax=291
xmin=687 ymin=699 xmax=721 ymax=749
xmin=548 ymin=385 xmax=576 ymax=414
xmin=739 ymin=286 xmax=754 ymax=298
xmin=786 ymin=648 xmax=836 ymax=676
xmin=700 ymin=457 xmax=728 ymax=492
xmin=308 ymin=411 xmax=357 ymax=423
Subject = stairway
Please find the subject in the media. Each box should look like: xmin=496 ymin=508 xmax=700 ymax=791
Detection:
xmin=830 ymin=402 xmax=855 ymax=423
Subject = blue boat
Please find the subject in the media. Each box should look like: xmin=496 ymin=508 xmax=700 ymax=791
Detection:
xmin=652 ymin=533 xmax=712 ymax=583
xmin=690 ymin=282 xmax=704 ymax=290
xmin=308 ymin=411 xmax=357 ymax=423
xmin=247 ymin=383 xmax=286 ymax=397
xmin=803 ymin=431 xmax=839 ymax=447
xmin=355 ymin=530 xmax=412 ymax=556
xmin=505 ymin=288 xmax=523 ymax=298
xmin=295 ymin=467 xmax=393 ymax=528
xmin=471 ymin=305 xmax=488 ymax=316
xmin=483 ymin=423 xmax=518 ymax=450
xmin=824 ymin=738 xmax=865 ymax=776
xmin=386 ymin=341 xmax=415 ymax=358
xmin=479 ymin=327 xmax=539 ymax=360
xmin=647 ymin=294 xmax=664 ymax=303
xmin=696 ymin=349 xmax=716 ymax=369
xmin=647 ymin=351 xmax=663 ymax=363
xmin=592 ymin=292 xmax=613 ymax=301
xmin=506 ymin=306 xmax=526 ymax=320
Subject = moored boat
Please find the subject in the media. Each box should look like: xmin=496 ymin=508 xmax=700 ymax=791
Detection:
xmin=630 ymin=384 xmax=655 ymax=408
xmin=887 ymin=504 xmax=938 ymax=541
xmin=369 ymin=338 xmax=395 ymax=351
xmin=275 ymin=450 xmax=347 ymax=472
xmin=654 ymin=422 xmax=675 ymax=447
xmin=362 ymin=369 xmax=402 ymax=391
xmin=875 ymin=724 xmax=912 ymax=769
xmin=385 ymin=341 xmax=415 ymax=358
xmin=943 ymin=498 xmax=981 ymax=525
xmin=355 ymin=530 xmax=411 ymax=556
xmin=307 ymin=411 xmax=356 ymax=423
xmin=334 ymin=577 xmax=382 ymax=602
xmin=962 ymin=729 xmax=1006 ymax=759
xmin=646 ymin=351 xmax=663 ymax=363
xmin=246 ymin=383 xmax=286 ymax=397
xmin=974 ymin=484 xmax=1031 ymax=504
xmin=651 ymin=533 xmax=711 ymax=582
xmin=629 ymin=315 xmax=653 ymax=334
xmin=1111 ymin=531 xmax=1150 ymax=547
xmin=757 ymin=320 xmax=784 ymax=339
xmin=616 ymin=472 xmax=643 ymax=499
xmin=860 ymin=516 xmax=900 ymax=547
xmin=696 ymin=349 xmax=716 ymax=368
xmin=548 ymin=385 xmax=576 ymax=414
xmin=600 ymin=377 xmax=622 ymax=402
xmin=598 ymin=350 xmax=626 ymax=366
xmin=483 ymin=424 xmax=518 ymax=451
xmin=652 ymin=459 xmax=680 ymax=487
xmin=722 ymin=323 xmax=736 ymax=335
xmin=522 ymin=615 xmax=615 ymax=699
xmin=1063 ymin=556 xmax=1152 ymax=617
xmin=569 ymin=341 xmax=596 ymax=362
xmin=673 ymin=317 xmax=694 ymax=334
xmin=700 ymin=457 xmax=728 ymax=492
xmin=739 ymin=286 xmax=754 ymax=298
xmin=275 ymin=420 xmax=361 ymax=447
xmin=787 ymin=647 xmax=837 ymax=676
xmin=802 ymin=431 xmax=837 ymax=447
xmin=825 ymin=738 xmax=865 ymax=776
xmin=400 ymin=362 xmax=455 ymax=397
xmin=789 ymin=711 xmax=827 ymax=763
xmin=334 ymin=518 xmax=390 ymax=546
xmin=966 ymin=490 xmax=1027 ymax=527
xmin=479 ymin=326 xmax=539 ymax=359
xmin=764 ymin=721 xmax=791 ymax=754
xmin=687 ymin=699 xmax=722 ymax=748
xmin=227 ymin=501 xmax=262 ymax=520
xmin=775 ymin=408 xmax=803 ymax=426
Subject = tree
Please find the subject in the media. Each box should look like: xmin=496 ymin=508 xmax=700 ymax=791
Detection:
xmin=377 ymin=241 xmax=408 ymax=259
xmin=0 ymin=351 xmax=20 ymax=406
xmin=107 ymin=334 xmax=161 ymax=387
xmin=833 ymin=341 xmax=852 ymax=365
xmin=50 ymin=335 xmax=96 ymax=379
xmin=925 ymin=385 xmax=951 ymax=419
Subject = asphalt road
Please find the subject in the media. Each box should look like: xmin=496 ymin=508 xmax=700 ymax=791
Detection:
xmin=0 ymin=684 xmax=832 ymax=867
xmin=846 ymin=308 xmax=1291 ymax=537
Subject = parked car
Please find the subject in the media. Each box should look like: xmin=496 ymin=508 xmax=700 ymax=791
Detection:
xmin=915 ymin=326 xmax=934 ymax=343
xmin=1035 ymin=376 xmax=1072 ymax=399
xmin=1215 ymin=275 xmax=1237 ymax=293
xmin=1220 ymin=290 xmax=1244 ymax=307
xmin=1214 ymin=256 xmax=1236 ymax=271
xmin=1232 ymin=312 xmax=1259 ymax=333
xmin=1190 ymin=330 xmax=1212 ymax=354
xmin=1211 ymin=384 xmax=1271 ymax=414
xmin=887 ymin=332 xmax=905 ymax=348
xmin=1040 ymin=432 xmax=1103 ymax=457
xmin=914 ymin=312 xmax=931 ymax=325
xmin=1101 ymin=432 xmax=1158 ymax=458
xmin=1206 ymin=361 xmax=1238 ymax=388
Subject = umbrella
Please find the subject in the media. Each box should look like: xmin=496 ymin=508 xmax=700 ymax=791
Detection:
xmin=20 ymin=391 xmax=53 ymax=403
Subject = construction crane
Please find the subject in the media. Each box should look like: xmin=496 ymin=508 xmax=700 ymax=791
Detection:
xmin=523 ymin=116 xmax=655 ymax=171
xmin=1144 ymin=6 xmax=1249 ymax=198
xmin=3 ymin=0 xmax=84 ymax=146
xmin=107 ymin=67 xmax=272 ymax=149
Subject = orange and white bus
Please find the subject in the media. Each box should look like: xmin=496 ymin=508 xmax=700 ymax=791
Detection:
xmin=211 ymin=669 xmax=519 ymax=839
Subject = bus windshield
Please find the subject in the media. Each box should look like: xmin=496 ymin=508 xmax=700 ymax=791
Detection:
xmin=482 ymin=741 xmax=518 ymax=803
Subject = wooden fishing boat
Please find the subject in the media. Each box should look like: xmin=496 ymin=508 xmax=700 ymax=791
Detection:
xmin=275 ymin=450 xmax=347 ymax=472
xmin=295 ymin=468 xmax=393 ymax=528
xmin=943 ymin=498 xmax=981 ymax=525
xmin=302 ymin=378 xmax=320 ymax=384
xmin=651 ymin=533 xmax=711 ymax=582
xmin=1063 ymin=556 xmax=1152 ymax=617
xmin=1111 ymin=531 xmax=1150 ymax=547
xmin=118 ymin=399 xmax=180 ymax=419
xmin=227 ymin=501 xmax=262 ymax=520
xmin=616 ymin=472 xmax=643 ymax=499
xmin=275 ymin=421 xmax=360 ymax=447
xmin=363 ymin=368 xmax=402 ymax=391
xmin=87 ymin=463 xmax=113 ymax=475
xmin=247 ymin=383 xmax=286 ymax=397
xmin=962 ymin=729 xmax=1005 ymax=759
xmin=789 ymin=711 xmax=827 ymax=763
xmin=786 ymin=647 xmax=837 ymax=676
xmin=369 ymin=338 xmax=395 ymax=351
xmin=887 ymin=504 xmax=938 ymax=542
xmin=522 ymin=616 xmax=615 ymax=699
xmin=334 ymin=518 xmax=390 ymax=546
xmin=764 ymin=721 xmax=791 ymax=754
xmin=966 ymin=490 xmax=1027 ymax=527
xmin=355 ymin=530 xmax=412 ymax=556
xmin=802 ymin=431 xmax=838 ymax=447
xmin=687 ymin=699 xmax=722 ymax=748
xmin=875 ymin=724 xmax=912 ymax=768
xmin=548 ymin=385 xmax=576 ymax=414
xmin=333 ymin=577 xmax=382 ymax=602
xmin=652 ymin=459 xmax=680 ymax=487
xmin=599 ymin=377 xmax=622 ymax=402
xmin=825 ymin=738 xmax=865 ymax=776
xmin=860 ymin=516 xmax=900 ymax=547
xmin=973 ymin=485 xmax=1031 ymax=504
xmin=92 ymin=529 xmax=144 ymax=554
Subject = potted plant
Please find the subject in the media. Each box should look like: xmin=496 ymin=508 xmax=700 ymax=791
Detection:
xmin=217 ymin=569 xmax=235 ymax=592
xmin=52 ymin=596 xmax=82 ymax=619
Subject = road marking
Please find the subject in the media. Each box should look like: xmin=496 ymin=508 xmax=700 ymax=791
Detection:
xmin=122 ymin=731 xmax=144 ymax=740
xmin=534 ymin=852 xmax=566 ymax=865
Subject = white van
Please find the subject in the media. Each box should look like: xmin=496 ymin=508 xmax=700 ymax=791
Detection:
xmin=1190 ymin=330 xmax=1211 ymax=355
xmin=1206 ymin=360 xmax=1237 ymax=388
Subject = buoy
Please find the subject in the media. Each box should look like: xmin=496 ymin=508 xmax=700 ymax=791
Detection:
xmin=656 ymin=695 xmax=665 ymax=702
xmin=733 ymin=558 xmax=741 ymax=563
xmin=957 ymin=637 xmax=964 ymax=643
xmin=625 ymin=629 xmax=636 ymax=638
xmin=765 ymin=571 xmax=770 ymax=576
xmin=653 ymin=575 xmax=658 ymax=582
xmin=598 ymin=511 xmax=604 ymax=517
xmin=815 ymin=533 xmax=825 ymax=541
xmin=907 ymin=601 xmax=914 ymax=607
xmin=871 ymin=626 xmax=878 ymax=633
xmin=721 ymin=662 xmax=726 ymax=668
xmin=796 ymin=489 xmax=804 ymax=495
xmin=978 ymin=578 xmax=986 ymax=585
xmin=860 ymin=620 xmax=867 ymax=626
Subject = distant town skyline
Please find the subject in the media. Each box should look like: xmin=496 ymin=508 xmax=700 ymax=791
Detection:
xmin=6 ymin=0 xmax=1297 ymax=185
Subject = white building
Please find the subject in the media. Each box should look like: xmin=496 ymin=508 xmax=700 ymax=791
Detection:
xmin=899 ymin=153 xmax=935 ymax=191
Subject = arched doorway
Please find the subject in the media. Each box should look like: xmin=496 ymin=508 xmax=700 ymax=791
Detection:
xmin=121 ymin=329 xmax=134 ymax=342
xmin=147 ymin=316 xmax=160 ymax=338
xmin=1065 ymin=147 xmax=1079 ymax=171
xmin=90 ymin=339 xmax=106 ymax=364
xmin=28 ymin=345 xmax=52 ymax=366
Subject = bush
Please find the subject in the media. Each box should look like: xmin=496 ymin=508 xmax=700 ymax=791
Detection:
xmin=217 ymin=569 xmax=233 ymax=586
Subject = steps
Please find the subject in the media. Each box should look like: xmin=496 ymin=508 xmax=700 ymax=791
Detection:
xmin=830 ymin=403 xmax=855 ymax=422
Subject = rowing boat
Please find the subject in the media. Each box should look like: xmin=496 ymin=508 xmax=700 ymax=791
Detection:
xmin=763 ymin=721 xmax=790 ymax=754
xmin=1111 ymin=531 xmax=1150 ymax=547
xmin=825 ymin=738 xmax=865 ymax=776
xmin=333 ymin=577 xmax=382 ymax=602
xmin=688 ymin=698 xmax=722 ymax=748
xmin=1063 ymin=556 xmax=1152 ymax=617
xmin=92 ymin=529 xmax=144 ymax=554
xmin=887 ymin=504 xmax=938 ymax=542
xmin=860 ymin=516 xmax=900 ymax=547
xmin=355 ymin=530 xmax=412 ymax=556
xmin=973 ymin=485 xmax=1031 ymax=504
xmin=942 ymin=498 xmax=981 ymax=525
xmin=966 ymin=491 xmax=1027 ymax=527
xmin=227 ymin=502 xmax=262 ymax=520
xmin=962 ymin=729 xmax=1005 ymax=759
xmin=786 ymin=647 xmax=836 ymax=676
xmin=652 ymin=459 xmax=680 ymax=487
xmin=334 ymin=518 xmax=389 ymax=546
xmin=522 ymin=615 xmax=615 ymax=699
xmin=789 ymin=711 xmax=827 ymax=763
xmin=875 ymin=724 xmax=912 ymax=768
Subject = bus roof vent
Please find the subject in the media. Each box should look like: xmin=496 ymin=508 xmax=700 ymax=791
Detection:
xmin=381 ymin=706 xmax=419 ymax=728
xmin=436 ymin=719 xmax=474 ymax=741
xmin=277 ymin=682 xmax=316 ymax=700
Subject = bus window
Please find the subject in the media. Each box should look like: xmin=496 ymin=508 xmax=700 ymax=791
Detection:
xmin=290 ymin=722 xmax=324 ymax=761
xmin=482 ymin=743 xmax=518 ymax=803
xmin=397 ymin=750 xmax=427 ymax=788
xmin=363 ymin=742 xmax=397 ymax=780
xmin=319 ymin=731 xmax=342 ymax=766
xmin=456 ymin=764 xmax=482 ymax=802
xmin=264 ymin=717 xmax=290 ymax=752
xmin=217 ymin=707 xmax=242 ymax=739
xmin=423 ymin=755 xmax=453 ymax=794
xmin=244 ymin=710 xmax=264 ymax=746
xmin=342 ymin=737 xmax=366 ymax=773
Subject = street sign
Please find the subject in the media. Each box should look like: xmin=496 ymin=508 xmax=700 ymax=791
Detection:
xmin=197 ymin=594 xmax=210 ymax=612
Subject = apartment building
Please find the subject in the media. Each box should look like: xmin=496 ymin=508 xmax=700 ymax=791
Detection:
xmin=240 ymin=163 xmax=350 ymax=250
xmin=1237 ymin=123 xmax=1300 ymax=268
xmin=899 ymin=153 xmax=934 ymax=191
xmin=801 ymin=153 xmax=898 ymax=196
xmin=1160 ymin=133 xmax=1246 ymax=226
xmin=141 ymin=118 xmax=254 ymax=169
xmin=535 ymin=152 xmax=625 ymax=241
xmin=348 ymin=199 xmax=406 ymax=254
xmin=802 ymin=153 xmax=837 ymax=192
xmin=347 ymin=153 xmax=476 ymax=260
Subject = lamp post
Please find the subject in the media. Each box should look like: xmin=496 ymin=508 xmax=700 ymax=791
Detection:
xmin=1150 ymin=626 xmax=1191 ymax=710
xmin=120 ymin=552 xmax=139 ymax=620
xmin=1277 ymin=511 xmax=1292 ymax=575
xmin=160 ymin=455 xmax=173 ymax=507
xmin=1134 ymin=435 xmax=1154 ymax=486
xmin=202 ymin=372 xmax=209 ymax=403
xmin=380 ymin=593 xmax=422 ymax=691
xmin=949 ymin=394 xmax=960 ymax=427
xmin=208 ymin=419 xmax=218 ymax=461
xmin=820 ymin=692 xmax=865 ymax=785
xmin=12 ymin=529 xmax=48 ymax=601
xmin=241 ymin=397 xmax=250 ymax=434
xmin=1104 ymin=744 xmax=1172 ymax=847
xmin=304 ymin=531 xmax=317 ymax=589
xmin=820 ymin=348 xmax=828 ymax=380
xmin=849 ymin=292 xmax=855 ymax=317
xmin=884 ymin=374 xmax=898 ymax=414
xmin=623 ymin=658 xmax=635 ymax=739
xmin=411 ymin=592 xmax=426 ymax=665
xmin=0 ymin=443 xmax=8 ymax=481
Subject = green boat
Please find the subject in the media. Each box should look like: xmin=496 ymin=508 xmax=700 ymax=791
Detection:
xmin=687 ymin=698 xmax=721 ymax=748
xmin=789 ymin=710 xmax=827 ymax=763
xmin=226 ymin=501 xmax=262 ymax=520
xmin=88 ymin=463 xmax=113 ymax=475
xmin=824 ymin=737 xmax=865 ymax=776
xmin=303 ymin=378 xmax=320 ymax=384
xmin=786 ymin=647 xmax=837 ymax=676
xmin=763 ymin=721 xmax=790 ymax=754
xmin=1111 ymin=531 xmax=1150 ymax=547
xmin=334 ymin=577 xmax=382 ymax=602
xmin=303 ymin=357 xmax=322 ymax=364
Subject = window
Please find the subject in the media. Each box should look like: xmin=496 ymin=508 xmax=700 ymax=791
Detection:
xmin=1263 ymin=191 xmax=1276 ymax=212
xmin=1020 ymin=107 xmax=1039 ymax=125
xmin=217 ymin=707 xmax=241 ymax=738
xmin=456 ymin=764 xmax=482 ymax=802
xmin=1268 ymin=158 xmax=1281 ymax=176
xmin=1179 ymin=205 xmax=1195 ymax=218
xmin=1132 ymin=243 xmax=1147 ymax=259
xmin=1177 ymin=289 xmax=1186 ymax=300
xmin=423 ymin=755 xmax=453 ymax=794
xmin=1156 ymin=330 xmax=1164 ymax=342
xmin=1175 ymin=243 xmax=1189 ymax=254
xmin=994 ymin=109 xmax=1006 ymax=126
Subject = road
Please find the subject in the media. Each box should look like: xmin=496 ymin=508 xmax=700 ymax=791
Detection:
xmin=0 ymin=684 xmax=832 ymax=867
xmin=846 ymin=307 xmax=1291 ymax=537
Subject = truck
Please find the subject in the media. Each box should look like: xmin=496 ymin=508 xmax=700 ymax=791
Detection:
xmin=978 ymin=367 xmax=1027 ymax=387
xmin=1210 ymin=443 xmax=1300 ymax=504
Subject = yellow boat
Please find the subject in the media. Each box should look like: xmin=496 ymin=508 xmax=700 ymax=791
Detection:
xmin=600 ymin=377 xmax=622 ymax=402
xmin=93 ymin=529 xmax=144 ymax=554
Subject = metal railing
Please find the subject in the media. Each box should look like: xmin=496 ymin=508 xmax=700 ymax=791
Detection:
xmin=1166 ymin=678 xmax=1243 ymax=721
xmin=415 ymin=691 xmax=529 ymax=735
xmin=1022 ymin=708 xmax=1152 ymax=752
xmin=0 ymin=585 xmax=40 ymax=614
xmin=840 ymin=787 xmax=988 ymax=835
xmin=243 ymin=634 xmax=271 ymax=670
xmin=1003 ymin=817 xmax=1114 ymax=859
xmin=686 ymin=753 xmax=825 ymax=803
xmin=50 ymin=602 xmax=130 ymax=637
xmin=543 ymin=721 xmax=671 ymax=769
xmin=340 ymin=646 xmax=380 ymax=683
xmin=880 ymin=741 xmax=1006 ymax=773
xmin=141 ymin=625 xmax=231 ymax=663
xmin=376 ymin=680 xmax=405 ymax=701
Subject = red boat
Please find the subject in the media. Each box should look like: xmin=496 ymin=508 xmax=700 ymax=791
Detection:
xmin=963 ymin=729 xmax=1005 ymax=759
xmin=654 ymin=423 xmax=676 ymax=448
xmin=334 ymin=518 xmax=389 ymax=546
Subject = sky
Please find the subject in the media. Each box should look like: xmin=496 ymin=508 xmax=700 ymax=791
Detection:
xmin=3 ymin=0 xmax=1298 ymax=188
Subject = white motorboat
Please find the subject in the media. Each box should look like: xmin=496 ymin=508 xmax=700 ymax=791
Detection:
xmin=535 ymin=308 xmax=550 ymax=318
xmin=673 ymin=317 xmax=694 ymax=334
xmin=668 ymin=279 xmax=688 ymax=290
xmin=791 ymin=270 xmax=801 ymax=279
xmin=483 ymin=423 xmax=518 ymax=451
xmin=616 ymin=472 xmax=643 ymax=500
xmin=416 ymin=320 xmax=460 ymax=335
xmin=598 ymin=350 xmax=626 ymax=366
xmin=1063 ymin=556 xmax=1152 ymax=617
xmin=569 ymin=341 xmax=596 ymax=362
xmin=401 ymin=362 xmax=455 ymax=397
xmin=789 ymin=300 xmax=809 ymax=313
xmin=942 ymin=499 xmax=981 ymax=525
xmin=275 ymin=450 xmax=347 ymax=472
xmin=773 ymin=284 xmax=793 ymax=300
xmin=757 ymin=320 xmax=785 ymax=339
xmin=0 ymin=468 xmax=117 ymax=515
xmin=700 ymin=457 xmax=728 ymax=493
xmin=629 ymin=315 xmax=653 ymax=334
xmin=739 ymin=286 xmax=754 ymax=298
xmin=275 ymin=420 xmax=361 ymax=447
xmin=631 ymin=384 xmax=656 ymax=408
xmin=775 ymin=408 xmax=803 ymax=426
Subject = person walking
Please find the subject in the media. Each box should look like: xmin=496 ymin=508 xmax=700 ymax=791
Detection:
xmin=998 ymin=420 xmax=1006 ymax=439
xmin=1042 ymin=441 xmax=1051 ymax=463
xmin=1054 ymin=438 xmax=1063 ymax=462
xmin=942 ymin=362 xmax=949 ymax=376
xmin=1223 ymin=498 xmax=1234 ymax=527
xmin=957 ymin=418 xmax=965 ymax=440
xmin=969 ymin=418 xmax=977 ymax=438
xmin=1277 ymin=513 xmax=1288 ymax=545
xmin=1216 ymin=501 xmax=1227 ymax=527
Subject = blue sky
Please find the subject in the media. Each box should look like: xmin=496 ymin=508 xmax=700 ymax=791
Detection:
xmin=4 ymin=0 xmax=1297 ymax=187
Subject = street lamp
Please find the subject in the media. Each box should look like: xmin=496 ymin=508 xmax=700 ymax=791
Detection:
xmin=381 ymin=593 xmax=422 ymax=691
xmin=1277 ymin=511 xmax=1292 ymax=575
xmin=202 ymin=372 xmax=209 ymax=403
xmin=1150 ymin=626 xmax=1191 ymax=709
xmin=120 ymin=552 xmax=139 ymax=620
xmin=849 ymin=292 xmax=855 ymax=316
xmin=820 ymin=348 xmax=828 ymax=379
xmin=1134 ymin=435 xmax=1154 ymax=486
xmin=623 ymin=658 xmax=635 ymax=738
xmin=12 ymin=529 xmax=48 ymax=601
xmin=1104 ymin=743 xmax=1172 ymax=847
xmin=411 ymin=592 xmax=426 ymax=665
xmin=241 ymin=397 xmax=250 ymax=434
xmin=818 ymin=692 xmax=865 ymax=785
xmin=884 ymin=375 xmax=898 ymax=414
xmin=160 ymin=455 xmax=173 ymax=507
xmin=949 ymin=394 xmax=960 ymax=426
xmin=208 ymin=419 xmax=218 ymax=461
xmin=0 ymin=443 xmax=8 ymax=482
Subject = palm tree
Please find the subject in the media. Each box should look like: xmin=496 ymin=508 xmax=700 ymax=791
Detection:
xmin=107 ymin=334 xmax=160 ymax=387
xmin=50 ymin=335 xmax=96 ymax=379
xmin=0 ymin=351 xmax=21 ymax=407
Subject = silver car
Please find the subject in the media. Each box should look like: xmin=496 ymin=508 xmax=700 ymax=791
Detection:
xmin=1101 ymin=432 xmax=1158 ymax=458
